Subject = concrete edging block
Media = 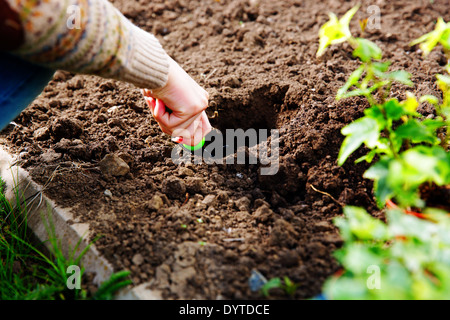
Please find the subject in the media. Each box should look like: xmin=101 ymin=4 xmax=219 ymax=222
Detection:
xmin=0 ymin=146 xmax=161 ymax=300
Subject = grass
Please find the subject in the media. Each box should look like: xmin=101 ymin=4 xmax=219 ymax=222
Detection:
xmin=0 ymin=175 xmax=132 ymax=300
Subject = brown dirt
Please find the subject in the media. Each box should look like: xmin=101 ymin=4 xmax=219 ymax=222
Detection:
xmin=1 ymin=0 xmax=449 ymax=299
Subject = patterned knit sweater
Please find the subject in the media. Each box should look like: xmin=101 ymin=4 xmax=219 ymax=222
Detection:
xmin=2 ymin=0 xmax=170 ymax=89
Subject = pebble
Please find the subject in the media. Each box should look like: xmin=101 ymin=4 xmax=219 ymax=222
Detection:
xmin=147 ymin=194 xmax=164 ymax=211
xmin=117 ymin=152 xmax=134 ymax=165
xmin=98 ymin=154 xmax=130 ymax=177
xmin=314 ymin=221 xmax=333 ymax=232
xmin=34 ymin=127 xmax=50 ymax=141
xmin=51 ymin=117 xmax=83 ymax=140
xmin=104 ymin=189 xmax=113 ymax=197
xmin=178 ymin=166 xmax=194 ymax=177
xmin=202 ymin=194 xmax=216 ymax=207
xmin=132 ymin=253 xmax=144 ymax=266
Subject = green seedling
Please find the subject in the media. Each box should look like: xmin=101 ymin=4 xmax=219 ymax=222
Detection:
xmin=323 ymin=206 xmax=450 ymax=300
xmin=261 ymin=276 xmax=300 ymax=298
xmin=410 ymin=17 xmax=450 ymax=59
xmin=318 ymin=8 xmax=450 ymax=209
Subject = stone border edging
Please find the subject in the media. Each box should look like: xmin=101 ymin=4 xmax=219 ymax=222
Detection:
xmin=0 ymin=146 xmax=161 ymax=300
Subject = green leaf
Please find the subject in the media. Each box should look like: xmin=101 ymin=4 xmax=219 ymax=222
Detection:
xmin=422 ymin=117 xmax=446 ymax=131
xmin=338 ymin=117 xmax=380 ymax=166
xmin=364 ymin=105 xmax=387 ymax=129
xmin=401 ymin=146 xmax=449 ymax=186
xmin=401 ymin=92 xmax=421 ymax=116
xmin=355 ymin=148 xmax=378 ymax=164
xmin=372 ymin=61 xmax=391 ymax=74
xmin=363 ymin=158 xmax=393 ymax=206
xmin=410 ymin=17 xmax=450 ymax=55
xmin=419 ymin=94 xmax=440 ymax=106
xmin=339 ymin=206 xmax=389 ymax=241
xmin=336 ymin=65 xmax=364 ymax=100
xmin=261 ymin=277 xmax=282 ymax=297
xmin=441 ymin=28 xmax=450 ymax=49
xmin=371 ymin=61 xmax=413 ymax=86
xmin=387 ymin=70 xmax=414 ymax=86
xmin=383 ymin=98 xmax=406 ymax=120
xmin=394 ymin=119 xmax=440 ymax=145
xmin=341 ymin=243 xmax=385 ymax=275
xmin=338 ymin=80 xmax=389 ymax=100
xmin=353 ymin=38 xmax=382 ymax=62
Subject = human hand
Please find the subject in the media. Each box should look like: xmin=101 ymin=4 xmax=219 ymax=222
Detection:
xmin=141 ymin=57 xmax=212 ymax=146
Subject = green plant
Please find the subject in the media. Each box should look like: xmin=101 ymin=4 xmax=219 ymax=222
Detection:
xmin=323 ymin=206 xmax=450 ymax=299
xmin=261 ymin=276 xmax=300 ymax=298
xmin=317 ymin=7 xmax=450 ymax=300
xmin=317 ymin=7 xmax=450 ymax=210
xmin=93 ymin=270 xmax=132 ymax=300
xmin=0 ymin=176 xmax=131 ymax=300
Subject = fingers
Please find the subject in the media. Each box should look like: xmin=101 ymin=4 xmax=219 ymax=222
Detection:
xmin=140 ymin=63 xmax=210 ymax=147
xmin=201 ymin=111 xmax=212 ymax=137
xmin=143 ymin=94 xmax=210 ymax=146
xmin=143 ymin=95 xmax=155 ymax=116
xmin=170 ymin=111 xmax=210 ymax=146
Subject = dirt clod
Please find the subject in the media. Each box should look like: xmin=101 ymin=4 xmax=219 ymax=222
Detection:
xmin=162 ymin=177 xmax=186 ymax=199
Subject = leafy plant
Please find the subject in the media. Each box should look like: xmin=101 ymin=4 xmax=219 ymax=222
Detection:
xmin=318 ymin=7 xmax=450 ymax=210
xmin=317 ymin=8 xmax=450 ymax=300
xmin=323 ymin=206 xmax=450 ymax=299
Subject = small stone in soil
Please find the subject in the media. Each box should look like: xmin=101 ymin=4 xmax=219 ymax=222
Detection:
xmin=178 ymin=166 xmax=194 ymax=177
xmin=147 ymin=194 xmax=164 ymax=211
xmin=117 ymin=152 xmax=134 ymax=165
xmin=34 ymin=127 xmax=50 ymax=141
xmin=98 ymin=154 xmax=130 ymax=177
xmin=132 ymin=253 xmax=144 ymax=266
xmin=185 ymin=177 xmax=205 ymax=194
xmin=202 ymin=194 xmax=216 ymax=207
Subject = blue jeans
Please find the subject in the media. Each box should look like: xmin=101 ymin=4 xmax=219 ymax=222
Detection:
xmin=0 ymin=53 xmax=54 ymax=131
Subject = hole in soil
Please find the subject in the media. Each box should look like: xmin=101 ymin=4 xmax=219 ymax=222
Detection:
xmin=204 ymin=86 xmax=287 ymax=158
xmin=209 ymin=85 xmax=288 ymax=135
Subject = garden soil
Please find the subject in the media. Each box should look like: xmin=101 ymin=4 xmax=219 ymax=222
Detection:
xmin=1 ymin=0 xmax=449 ymax=299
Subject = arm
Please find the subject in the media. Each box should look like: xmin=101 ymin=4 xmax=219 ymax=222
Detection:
xmin=1 ymin=0 xmax=211 ymax=145
xmin=2 ymin=0 xmax=169 ymax=89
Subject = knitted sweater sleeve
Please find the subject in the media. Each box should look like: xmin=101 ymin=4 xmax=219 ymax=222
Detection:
xmin=4 ymin=0 xmax=170 ymax=89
